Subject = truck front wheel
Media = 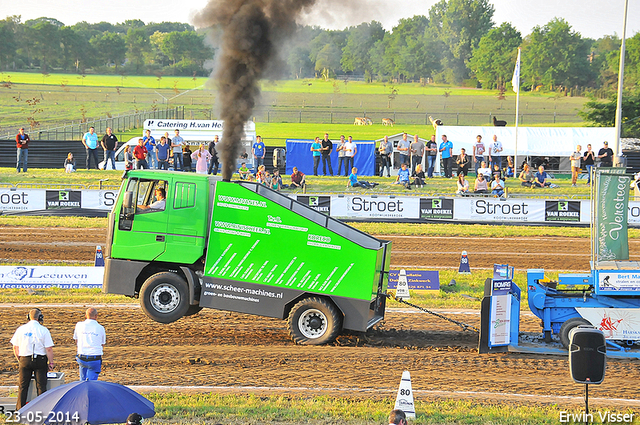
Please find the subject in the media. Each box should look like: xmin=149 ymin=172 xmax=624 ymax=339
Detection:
xmin=288 ymin=297 xmax=342 ymax=345
xmin=559 ymin=317 xmax=591 ymax=348
xmin=140 ymin=272 xmax=190 ymax=323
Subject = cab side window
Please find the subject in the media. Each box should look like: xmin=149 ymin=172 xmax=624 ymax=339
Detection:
xmin=135 ymin=179 xmax=168 ymax=213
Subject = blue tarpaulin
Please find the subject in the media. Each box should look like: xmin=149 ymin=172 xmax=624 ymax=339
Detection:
xmin=285 ymin=139 xmax=376 ymax=176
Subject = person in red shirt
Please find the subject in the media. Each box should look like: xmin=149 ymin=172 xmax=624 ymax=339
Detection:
xmin=133 ymin=139 xmax=148 ymax=169
xmin=16 ymin=127 xmax=30 ymax=172
xmin=290 ymin=167 xmax=306 ymax=192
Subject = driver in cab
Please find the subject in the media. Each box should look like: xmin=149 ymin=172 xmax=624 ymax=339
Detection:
xmin=138 ymin=188 xmax=166 ymax=211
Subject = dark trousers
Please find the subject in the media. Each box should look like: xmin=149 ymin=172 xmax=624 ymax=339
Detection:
xmin=411 ymin=155 xmax=422 ymax=173
xmin=379 ymin=154 xmax=391 ymax=177
xmin=86 ymin=148 xmax=99 ymax=170
xmin=345 ymin=157 xmax=355 ymax=175
xmin=136 ymin=159 xmax=148 ymax=169
xmin=313 ymin=156 xmax=321 ymax=175
xmin=337 ymin=157 xmax=347 ymax=176
xmin=208 ymin=157 xmax=219 ymax=175
xmin=157 ymin=159 xmax=168 ymax=170
xmin=17 ymin=355 xmax=48 ymax=409
xmin=442 ymin=157 xmax=452 ymax=177
xmin=322 ymin=155 xmax=333 ymax=176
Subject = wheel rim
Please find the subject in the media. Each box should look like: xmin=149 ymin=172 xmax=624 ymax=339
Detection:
xmin=150 ymin=283 xmax=180 ymax=313
xmin=298 ymin=308 xmax=328 ymax=339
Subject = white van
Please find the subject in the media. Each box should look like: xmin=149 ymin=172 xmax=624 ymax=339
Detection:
xmin=100 ymin=119 xmax=257 ymax=171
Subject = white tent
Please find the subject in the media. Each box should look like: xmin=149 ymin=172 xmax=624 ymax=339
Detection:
xmin=435 ymin=126 xmax=617 ymax=157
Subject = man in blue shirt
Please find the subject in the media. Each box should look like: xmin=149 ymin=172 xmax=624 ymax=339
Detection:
xmin=253 ymin=135 xmax=265 ymax=168
xmin=534 ymin=165 xmax=551 ymax=188
xmin=143 ymin=129 xmax=157 ymax=169
xmin=82 ymin=126 xmax=99 ymax=170
xmin=439 ymin=135 xmax=453 ymax=178
xmin=156 ymin=137 xmax=170 ymax=170
xmin=311 ymin=137 xmax=322 ymax=176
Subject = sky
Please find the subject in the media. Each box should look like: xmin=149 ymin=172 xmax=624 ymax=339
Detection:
xmin=0 ymin=0 xmax=638 ymax=40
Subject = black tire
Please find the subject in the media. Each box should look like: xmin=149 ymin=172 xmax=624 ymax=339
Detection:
xmin=184 ymin=305 xmax=203 ymax=317
xmin=559 ymin=317 xmax=591 ymax=348
xmin=140 ymin=272 xmax=190 ymax=324
xmin=288 ymin=297 xmax=342 ymax=345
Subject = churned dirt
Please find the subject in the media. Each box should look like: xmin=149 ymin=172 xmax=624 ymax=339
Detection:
xmin=1 ymin=225 xmax=640 ymax=409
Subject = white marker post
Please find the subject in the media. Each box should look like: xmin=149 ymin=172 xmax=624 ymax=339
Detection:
xmin=394 ymin=371 xmax=415 ymax=419
xmin=396 ymin=269 xmax=410 ymax=300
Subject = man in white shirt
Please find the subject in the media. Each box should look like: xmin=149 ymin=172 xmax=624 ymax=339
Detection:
xmin=489 ymin=134 xmax=503 ymax=170
xmin=74 ymin=307 xmax=106 ymax=381
xmin=343 ymin=136 xmax=357 ymax=176
xmin=11 ymin=308 xmax=55 ymax=409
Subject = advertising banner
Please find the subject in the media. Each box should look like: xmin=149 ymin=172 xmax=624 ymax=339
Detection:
xmin=201 ymin=182 xmax=382 ymax=312
xmin=0 ymin=189 xmax=45 ymax=212
xmin=420 ymin=198 xmax=454 ymax=220
xmin=576 ymin=308 xmax=640 ymax=340
xmin=387 ymin=270 xmax=439 ymax=290
xmin=331 ymin=196 xmax=420 ymax=219
xmin=596 ymin=271 xmax=640 ymax=293
xmin=0 ymin=266 xmax=104 ymax=288
xmin=46 ymin=190 xmax=82 ymax=209
xmin=295 ymin=196 xmax=331 ymax=215
xmin=454 ymin=198 xmax=545 ymax=222
xmin=544 ymin=200 xmax=581 ymax=222
xmin=594 ymin=170 xmax=631 ymax=261
xmin=81 ymin=190 xmax=119 ymax=210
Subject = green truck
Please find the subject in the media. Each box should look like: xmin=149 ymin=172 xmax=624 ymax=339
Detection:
xmin=103 ymin=170 xmax=391 ymax=344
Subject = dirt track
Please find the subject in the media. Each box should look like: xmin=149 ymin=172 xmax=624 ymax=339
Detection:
xmin=1 ymin=226 xmax=640 ymax=408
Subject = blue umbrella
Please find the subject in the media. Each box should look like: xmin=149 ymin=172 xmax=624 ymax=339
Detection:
xmin=18 ymin=380 xmax=155 ymax=425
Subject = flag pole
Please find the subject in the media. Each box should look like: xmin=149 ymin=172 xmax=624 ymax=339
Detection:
xmin=512 ymin=48 xmax=521 ymax=173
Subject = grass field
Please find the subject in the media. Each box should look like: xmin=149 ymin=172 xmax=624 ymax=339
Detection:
xmin=0 ymin=71 xmax=588 ymax=139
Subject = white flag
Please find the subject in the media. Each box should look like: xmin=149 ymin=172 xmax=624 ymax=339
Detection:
xmin=511 ymin=48 xmax=521 ymax=93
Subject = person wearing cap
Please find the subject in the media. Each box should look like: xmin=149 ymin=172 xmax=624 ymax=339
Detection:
xmin=598 ymin=141 xmax=614 ymax=167
xmin=389 ymin=409 xmax=408 ymax=425
xmin=74 ymin=307 xmax=106 ymax=381
xmin=10 ymin=308 xmax=55 ymax=409
xmin=15 ymin=127 xmax=30 ymax=172
xmin=126 ymin=413 xmax=143 ymax=425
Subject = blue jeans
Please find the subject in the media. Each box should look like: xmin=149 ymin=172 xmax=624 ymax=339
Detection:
xmin=255 ymin=157 xmax=264 ymax=168
xmin=173 ymin=152 xmax=183 ymax=170
xmin=313 ymin=155 xmax=321 ymax=175
xmin=86 ymin=148 xmax=99 ymax=169
xmin=491 ymin=156 xmax=502 ymax=171
xmin=427 ymin=155 xmax=436 ymax=178
xmin=16 ymin=148 xmax=28 ymax=172
xmin=76 ymin=356 xmax=101 ymax=381
xmin=146 ymin=152 xmax=157 ymax=169
xmin=399 ymin=154 xmax=409 ymax=167
xmin=104 ymin=150 xmax=116 ymax=170
xmin=338 ymin=157 xmax=347 ymax=176
xmin=492 ymin=188 xmax=505 ymax=197
xmin=475 ymin=156 xmax=483 ymax=175
xmin=586 ymin=164 xmax=593 ymax=184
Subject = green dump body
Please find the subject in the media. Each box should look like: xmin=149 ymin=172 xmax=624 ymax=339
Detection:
xmin=104 ymin=171 xmax=390 ymax=334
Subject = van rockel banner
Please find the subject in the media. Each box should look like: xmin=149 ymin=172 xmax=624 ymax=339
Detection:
xmin=420 ymin=198 xmax=454 ymax=219
xmin=0 ymin=266 xmax=104 ymax=288
xmin=46 ymin=190 xmax=82 ymax=209
xmin=295 ymin=196 xmax=331 ymax=215
xmin=544 ymin=200 xmax=581 ymax=222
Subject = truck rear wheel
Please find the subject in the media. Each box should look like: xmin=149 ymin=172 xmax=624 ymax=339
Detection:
xmin=140 ymin=272 xmax=190 ymax=323
xmin=288 ymin=297 xmax=342 ymax=345
xmin=559 ymin=317 xmax=591 ymax=348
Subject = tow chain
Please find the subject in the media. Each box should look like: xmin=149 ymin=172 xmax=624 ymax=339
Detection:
xmin=386 ymin=293 xmax=480 ymax=333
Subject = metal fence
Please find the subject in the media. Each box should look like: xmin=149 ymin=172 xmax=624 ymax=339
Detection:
xmin=190 ymin=107 xmax=580 ymax=126
xmin=3 ymin=107 xmax=185 ymax=141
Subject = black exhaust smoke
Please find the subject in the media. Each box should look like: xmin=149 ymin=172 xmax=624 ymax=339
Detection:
xmin=195 ymin=0 xmax=316 ymax=180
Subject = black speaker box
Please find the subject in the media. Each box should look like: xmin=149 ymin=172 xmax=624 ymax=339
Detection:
xmin=569 ymin=326 xmax=606 ymax=384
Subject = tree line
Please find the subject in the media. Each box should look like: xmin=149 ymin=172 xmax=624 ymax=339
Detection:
xmin=1 ymin=0 xmax=639 ymax=92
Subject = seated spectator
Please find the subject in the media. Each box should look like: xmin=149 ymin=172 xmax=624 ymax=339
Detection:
xmin=394 ymin=163 xmax=411 ymax=190
xmin=455 ymin=148 xmax=470 ymax=176
xmin=474 ymin=174 xmax=489 ymax=194
xmin=238 ymin=162 xmax=250 ymax=180
xmin=477 ymin=161 xmax=492 ymax=181
xmin=505 ymin=156 xmax=514 ymax=178
xmin=491 ymin=173 xmax=505 ymax=198
xmin=290 ymin=167 xmax=306 ymax=191
xmin=182 ymin=145 xmax=193 ymax=172
xmin=256 ymin=164 xmax=268 ymax=184
xmin=349 ymin=167 xmax=377 ymax=189
xmin=492 ymin=163 xmax=503 ymax=181
xmin=519 ymin=163 xmax=534 ymax=187
xmin=534 ymin=165 xmax=551 ymax=188
xmin=412 ymin=164 xmax=426 ymax=188
xmin=64 ymin=152 xmax=76 ymax=173
xmin=456 ymin=172 xmax=469 ymax=195
xmin=271 ymin=169 xmax=284 ymax=191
